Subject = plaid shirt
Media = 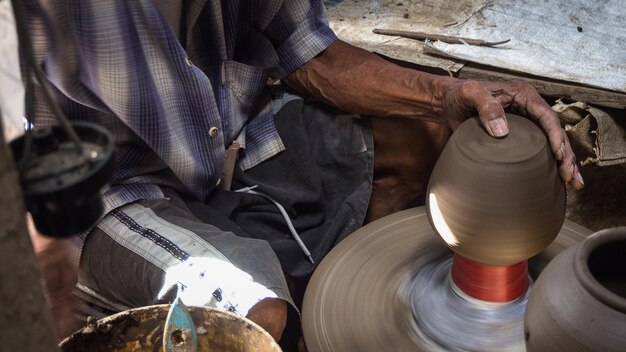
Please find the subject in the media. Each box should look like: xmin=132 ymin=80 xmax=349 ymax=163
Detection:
xmin=25 ymin=0 xmax=336 ymax=214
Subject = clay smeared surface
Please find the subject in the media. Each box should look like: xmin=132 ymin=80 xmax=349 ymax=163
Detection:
xmin=60 ymin=305 xmax=281 ymax=351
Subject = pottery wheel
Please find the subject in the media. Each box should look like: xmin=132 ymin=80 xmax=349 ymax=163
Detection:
xmin=302 ymin=207 xmax=592 ymax=352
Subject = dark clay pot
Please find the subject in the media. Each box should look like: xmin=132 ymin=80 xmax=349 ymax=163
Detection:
xmin=426 ymin=114 xmax=566 ymax=266
xmin=525 ymin=227 xmax=626 ymax=351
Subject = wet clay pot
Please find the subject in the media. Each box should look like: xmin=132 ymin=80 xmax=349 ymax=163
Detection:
xmin=59 ymin=304 xmax=282 ymax=351
xmin=525 ymin=227 xmax=626 ymax=352
xmin=426 ymin=114 xmax=566 ymax=266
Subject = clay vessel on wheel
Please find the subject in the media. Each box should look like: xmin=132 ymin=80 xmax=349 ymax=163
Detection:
xmin=426 ymin=114 xmax=566 ymax=266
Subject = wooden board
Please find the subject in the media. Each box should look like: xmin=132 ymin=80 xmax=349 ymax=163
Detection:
xmin=457 ymin=64 xmax=626 ymax=110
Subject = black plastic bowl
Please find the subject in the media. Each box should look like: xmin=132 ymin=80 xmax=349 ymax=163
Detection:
xmin=10 ymin=122 xmax=115 ymax=237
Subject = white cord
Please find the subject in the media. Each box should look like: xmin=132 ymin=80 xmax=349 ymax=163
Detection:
xmin=234 ymin=186 xmax=314 ymax=264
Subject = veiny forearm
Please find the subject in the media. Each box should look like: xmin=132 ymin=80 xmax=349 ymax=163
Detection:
xmin=283 ymin=40 xmax=458 ymax=124
xmin=284 ymin=41 xmax=584 ymax=191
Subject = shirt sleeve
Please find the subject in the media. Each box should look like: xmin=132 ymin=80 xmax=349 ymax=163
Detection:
xmin=265 ymin=0 xmax=338 ymax=78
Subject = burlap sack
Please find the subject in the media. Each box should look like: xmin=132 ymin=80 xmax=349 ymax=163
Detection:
xmin=553 ymin=100 xmax=626 ymax=166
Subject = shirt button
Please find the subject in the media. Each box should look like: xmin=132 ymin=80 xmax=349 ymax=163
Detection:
xmin=185 ymin=57 xmax=193 ymax=67
xmin=209 ymin=127 xmax=219 ymax=137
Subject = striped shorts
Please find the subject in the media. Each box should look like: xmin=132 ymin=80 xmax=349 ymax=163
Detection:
xmin=76 ymin=94 xmax=374 ymax=322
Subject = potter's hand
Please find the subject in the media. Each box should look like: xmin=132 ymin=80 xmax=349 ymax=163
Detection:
xmin=441 ymin=80 xmax=584 ymax=190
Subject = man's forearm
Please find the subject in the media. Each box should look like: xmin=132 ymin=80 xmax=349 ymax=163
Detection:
xmin=284 ymin=40 xmax=584 ymax=190
xmin=283 ymin=40 xmax=458 ymax=125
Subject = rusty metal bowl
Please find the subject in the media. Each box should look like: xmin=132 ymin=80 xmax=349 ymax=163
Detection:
xmin=59 ymin=304 xmax=282 ymax=352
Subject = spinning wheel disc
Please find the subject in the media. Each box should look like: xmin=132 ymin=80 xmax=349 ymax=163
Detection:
xmin=302 ymin=207 xmax=591 ymax=352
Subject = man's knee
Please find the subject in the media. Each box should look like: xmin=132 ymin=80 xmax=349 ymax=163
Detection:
xmin=246 ymin=298 xmax=288 ymax=342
